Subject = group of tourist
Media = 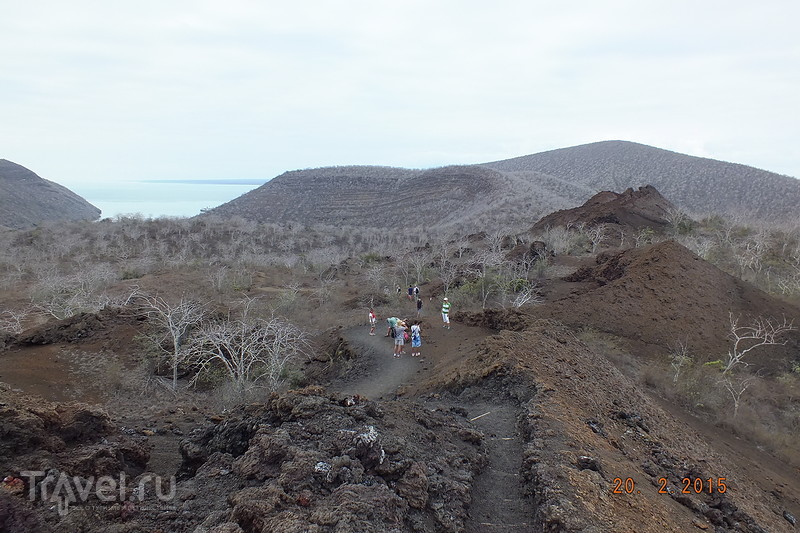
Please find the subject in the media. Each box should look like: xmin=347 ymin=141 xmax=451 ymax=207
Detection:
xmin=382 ymin=317 xmax=422 ymax=357
xmin=395 ymin=284 xmax=424 ymax=317
xmin=368 ymin=295 xmax=452 ymax=359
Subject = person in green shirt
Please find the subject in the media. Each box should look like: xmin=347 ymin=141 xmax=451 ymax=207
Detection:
xmin=441 ymin=298 xmax=451 ymax=329
xmin=386 ymin=316 xmax=399 ymax=337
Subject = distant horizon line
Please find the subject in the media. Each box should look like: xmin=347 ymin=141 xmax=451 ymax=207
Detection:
xmin=138 ymin=178 xmax=267 ymax=185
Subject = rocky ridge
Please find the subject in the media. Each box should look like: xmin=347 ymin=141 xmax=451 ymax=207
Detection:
xmin=0 ymin=160 xmax=100 ymax=229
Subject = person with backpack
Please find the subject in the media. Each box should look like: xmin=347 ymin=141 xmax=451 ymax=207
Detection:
xmin=441 ymin=297 xmax=451 ymax=329
xmin=386 ymin=316 xmax=399 ymax=337
xmin=416 ymin=297 xmax=423 ymax=317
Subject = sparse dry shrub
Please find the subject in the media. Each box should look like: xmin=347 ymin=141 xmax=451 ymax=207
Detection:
xmin=583 ymin=321 xmax=800 ymax=467
xmin=135 ymin=292 xmax=206 ymax=391
xmin=642 ymin=348 xmax=800 ymax=467
xmin=678 ymin=234 xmax=714 ymax=259
xmin=29 ymin=263 xmax=118 ymax=319
xmin=716 ymin=377 xmax=800 ymax=467
xmin=534 ymin=226 xmax=585 ymax=255
xmin=187 ymin=296 xmax=310 ymax=394
xmin=0 ymin=308 xmax=30 ymax=334
xmin=667 ymin=339 xmax=692 ymax=382
xmin=67 ymin=349 xmax=126 ymax=399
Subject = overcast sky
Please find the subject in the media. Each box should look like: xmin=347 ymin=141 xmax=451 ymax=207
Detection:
xmin=2 ymin=1 xmax=799 ymax=188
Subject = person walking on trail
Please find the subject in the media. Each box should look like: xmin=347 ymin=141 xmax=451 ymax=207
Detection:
xmin=407 ymin=285 xmax=414 ymax=300
xmin=410 ymin=322 xmax=422 ymax=357
xmin=393 ymin=320 xmax=407 ymax=357
xmin=416 ymin=297 xmax=423 ymax=317
xmin=441 ymin=297 xmax=451 ymax=329
xmin=386 ymin=316 xmax=399 ymax=337
xmin=413 ymin=285 xmax=420 ymax=300
xmin=369 ymin=308 xmax=377 ymax=336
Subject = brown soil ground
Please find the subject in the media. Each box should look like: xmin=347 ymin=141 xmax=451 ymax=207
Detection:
xmin=535 ymin=240 xmax=800 ymax=371
xmin=1 ymin=240 xmax=799 ymax=532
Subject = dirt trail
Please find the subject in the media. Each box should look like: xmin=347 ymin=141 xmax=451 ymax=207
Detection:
xmin=464 ymin=402 xmax=533 ymax=533
xmin=335 ymin=323 xmax=536 ymax=532
xmin=331 ymin=327 xmax=427 ymax=399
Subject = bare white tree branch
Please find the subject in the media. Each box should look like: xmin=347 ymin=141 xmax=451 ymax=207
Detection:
xmin=723 ymin=312 xmax=795 ymax=375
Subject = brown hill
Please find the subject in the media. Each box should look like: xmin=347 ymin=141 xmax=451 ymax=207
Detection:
xmin=0 ymin=159 xmax=100 ymax=229
xmin=205 ymin=141 xmax=800 ymax=230
xmin=531 ymin=184 xmax=676 ymax=234
xmin=204 ymin=164 xmax=516 ymax=230
xmin=483 ymin=140 xmax=800 ymax=221
xmin=535 ymin=240 xmax=800 ymax=372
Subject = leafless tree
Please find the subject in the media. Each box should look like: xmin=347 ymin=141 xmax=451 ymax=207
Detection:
xmin=720 ymin=373 xmax=759 ymax=418
xmin=487 ymin=229 xmax=506 ymax=254
xmin=714 ymin=214 xmax=741 ymax=246
xmin=188 ymin=298 xmax=308 ymax=393
xmin=733 ymin=230 xmax=771 ymax=279
xmin=665 ymin=207 xmax=691 ymax=235
xmin=776 ymin=250 xmax=800 ymax=296
xmin=668 ymin=339 xmax=692 ymax=383
xmin=722 ymin=313 xmax=795 ymax=375
xmin=136 ymin=293 xmax=206 ymax=391
xmin=511 ymin=283 xmax=543 ymax=308
xmin=0 ymin=308 xmax=30 ymax=334
xmin=586 ymin=223 xmax=609 ymax=254
xmin=207 ymin=265 xmax=230 ymax=293
xmin=276 ymin=282 xmax=302 ymax=312
xmin=408 ymin=251 xmax=431 ymax=284
xmin=633 ymin=227 xmax=655 ymax=248
xmin=395 ymin=258 xmax=412 ymax=287
xmin=679 ymin=235 xmax=714 ymax=260
xmin=454 ymin=235 xmax=470 ymax=258
xmin=313 ymin=270 xmax=336 ymax=305
xmin=537 ymin=225 xmax=576 ymax=255
xmin=469 ymin=250 xmax=505 ymax=308
xmin=437 ymin=261 xmax=459 ymax=295
xmin=508 ymin=251 xmax=540 ymax=280
xmin=364 ymin=264 xmax=387 ymax=292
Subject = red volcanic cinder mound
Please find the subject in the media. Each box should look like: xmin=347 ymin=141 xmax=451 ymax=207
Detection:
xmin=532 ymin=185 xmax=676 ymax=233
xmin=535 ymin=240 xmax=800 ymax=372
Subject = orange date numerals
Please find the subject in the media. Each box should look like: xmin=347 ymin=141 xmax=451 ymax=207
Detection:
xmin=611 ymin=477 xmax=636 ymax=494
xmin=658 ymin=477 xmax=728 ymax=494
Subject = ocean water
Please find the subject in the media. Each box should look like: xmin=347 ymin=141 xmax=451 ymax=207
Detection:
xmin=67 ymin=179 xmax=264 ymax=219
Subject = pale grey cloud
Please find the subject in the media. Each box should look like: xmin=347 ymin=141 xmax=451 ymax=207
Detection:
xmin=1 ymin=0 xmax=798 ymax=187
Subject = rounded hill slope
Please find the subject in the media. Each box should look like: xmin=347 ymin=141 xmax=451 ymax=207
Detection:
xmin=205 ymin=141 xmax=800 ymax=229
xmin=0 ymin=159 xmax=100 ymax=229
xmin=205 ymin=164 xmax=508 ymax=230
xmin=537 ymin=240 xmax=800 ymax=371
xmin=483 ymin=140 xmax=800 ymax=220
